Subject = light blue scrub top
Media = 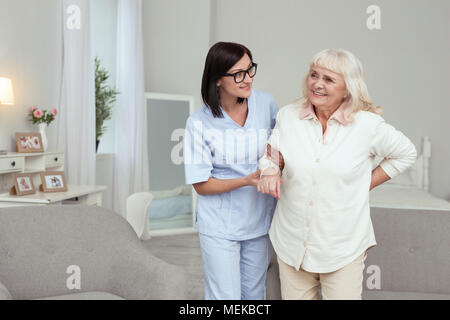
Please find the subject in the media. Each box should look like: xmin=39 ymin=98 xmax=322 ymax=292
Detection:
xmin=184 ymin=90 xmax=278 ymax=240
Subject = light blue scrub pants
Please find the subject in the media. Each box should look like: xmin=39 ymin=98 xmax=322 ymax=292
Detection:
xmin=198 ymin=233 xmax=271 ymax=300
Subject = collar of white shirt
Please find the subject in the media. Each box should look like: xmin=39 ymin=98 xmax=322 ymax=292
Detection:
xmin=299 ymin=101 xmax=348 ymax=126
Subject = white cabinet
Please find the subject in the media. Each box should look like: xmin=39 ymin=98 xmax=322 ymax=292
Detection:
xmin=0 ymin=152 xmax=64 ymax=191
xmin=44 ymin=153 xmax=64 ymax=168
xmin=0 ymin=156 xmax=24 ymax=172
xmin=0 ymin=152 xmax=106 ymax=207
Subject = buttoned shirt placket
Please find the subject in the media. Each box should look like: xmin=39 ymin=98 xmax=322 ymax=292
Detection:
xmin=298 ymin=115 xmax=318 ymax=269
xmin=301 ymin=115 xmax=340 ymax=269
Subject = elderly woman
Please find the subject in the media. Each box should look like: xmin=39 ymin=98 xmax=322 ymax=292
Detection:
xmin=257 ymin=49 xmax=416 ymax=300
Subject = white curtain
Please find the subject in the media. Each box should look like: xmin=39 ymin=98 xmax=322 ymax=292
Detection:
xmin=58 ymin=0 xmax=96 ymax=185
xmin=113 ymin=0 xmax=149 ymax=217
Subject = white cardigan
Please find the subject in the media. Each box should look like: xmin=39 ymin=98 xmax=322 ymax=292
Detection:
xmin=259 ymin=102 xmax=417 ymax=273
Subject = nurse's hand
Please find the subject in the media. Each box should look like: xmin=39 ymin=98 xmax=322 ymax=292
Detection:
xmin=257 ymin=168 xmax=283 ymax=200
xmin=244 ymin=169 xmax=262 ymax=187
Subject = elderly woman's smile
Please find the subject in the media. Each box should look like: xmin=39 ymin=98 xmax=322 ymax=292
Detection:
xmin=312 ymin=91 xmax=326 ymax=96
xmin=307 ymin=67 xmax=347 ymax=110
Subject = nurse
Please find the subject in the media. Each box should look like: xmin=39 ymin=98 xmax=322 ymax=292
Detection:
xmin=184 ymin=42 xmax=278 ymax=300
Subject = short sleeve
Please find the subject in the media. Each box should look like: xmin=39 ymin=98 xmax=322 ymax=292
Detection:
xmin=370 ymin=118 xmax=417 ymax=179
xmin=269 ymin=95 xmax=278 ymax=130
xmin=184 ymin=117 xmax=213 ymax=184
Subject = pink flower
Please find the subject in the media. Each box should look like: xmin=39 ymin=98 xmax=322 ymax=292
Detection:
xmin=33 ymin=109 xmax=43 ymax=118
xmin=29 ymin=105 xmax=38 ymax=112
xmin=51 ymin=108 xmax=58 ymax=116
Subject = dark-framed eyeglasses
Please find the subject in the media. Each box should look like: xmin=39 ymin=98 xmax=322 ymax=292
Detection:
xmin=224 ymin=63 xmax=257 ymax=83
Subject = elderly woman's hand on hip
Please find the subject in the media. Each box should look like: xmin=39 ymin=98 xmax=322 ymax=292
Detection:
xmin=257 ymin=168 xmax=283 ymax=200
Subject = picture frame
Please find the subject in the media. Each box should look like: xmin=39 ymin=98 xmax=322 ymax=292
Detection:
xmin=15 ymin=132 xmax=44 ymax=153
xmin=10 ymin=173 xmax=36 ymax=196
xmin=39 ymin=171 xmax=67 ymax=193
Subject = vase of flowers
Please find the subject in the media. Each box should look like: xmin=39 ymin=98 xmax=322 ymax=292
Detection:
xmin=29 ymin=106 xmax=58 ymax=151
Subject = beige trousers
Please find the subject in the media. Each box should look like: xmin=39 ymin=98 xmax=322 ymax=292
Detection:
xmin=278 ymin=252 xmax=367 ymax=300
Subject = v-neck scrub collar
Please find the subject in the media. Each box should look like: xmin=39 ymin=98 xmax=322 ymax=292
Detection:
xmin=218 ymin=91 xmax=255 ymax=129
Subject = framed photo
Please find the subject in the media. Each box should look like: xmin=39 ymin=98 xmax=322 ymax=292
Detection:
xmin=11 ymin=173 xmax=36 ymax=196
xmin=40 ymin=171 xmax=67 ymax=193
xmin=15 ymin=132 xmax=44 ymax=153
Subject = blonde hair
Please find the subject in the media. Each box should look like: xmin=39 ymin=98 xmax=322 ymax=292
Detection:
xmin=301 ymin=49 xmax=382 ymax=122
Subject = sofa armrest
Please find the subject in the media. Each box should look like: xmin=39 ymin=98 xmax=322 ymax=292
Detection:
xmin=110 ymin=246 xmax=189 ymax=299
xmin=0 ymin=280 xmax=12 ymax=300
xmin=365 ymin=207 xmax=450 ymax=295
xmin=126 ymin=192 xmax=154 ymax=240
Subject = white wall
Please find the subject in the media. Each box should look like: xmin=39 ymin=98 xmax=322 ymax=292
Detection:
xmin=142 ymin=0 xmax=212 ymax=110
xmin=0 ymin=0 xmax=116 ymax=208
xmin=212 ymin=0 xmax=450 ymax=200
xmin=1 ymin=0 xmax=448 ymax=201
xmin=0 ymin=0 xmax=62 ymax=152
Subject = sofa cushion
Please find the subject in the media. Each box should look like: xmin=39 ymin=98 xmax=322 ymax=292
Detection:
xmin=363 ymin=290 xmax=450 ymax=300
xmin=36 ymin=291 xmax=124 ymax=300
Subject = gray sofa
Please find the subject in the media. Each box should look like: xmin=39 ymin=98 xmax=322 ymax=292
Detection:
xmin=266 ymin=207 xmax=450 ymax=300
xmin=0 ymin=205 xmax=189 ymax=300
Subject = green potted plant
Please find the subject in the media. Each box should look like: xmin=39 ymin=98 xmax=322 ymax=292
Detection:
xmin=95 ymin=56 xmax=119 ymax=152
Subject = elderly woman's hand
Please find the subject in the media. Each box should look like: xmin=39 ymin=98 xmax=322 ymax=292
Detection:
xmin=257 ymin=168 xmax=283 ymax=200
xmin=267 ymin=144 xmax=284 ymax=171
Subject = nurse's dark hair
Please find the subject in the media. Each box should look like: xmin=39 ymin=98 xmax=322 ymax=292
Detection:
xmin=201 ymin=41 xmax=253 ymax=118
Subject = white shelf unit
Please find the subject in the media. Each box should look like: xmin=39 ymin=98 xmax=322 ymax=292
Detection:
xmin=0 ymin=152 xmax=108 ymax=208
xmin=0 ymin=151 xmax=64 ymax=194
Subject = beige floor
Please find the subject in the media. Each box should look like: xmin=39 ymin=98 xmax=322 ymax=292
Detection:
xmin=142 ymin=232 xmax=204 ymax=300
